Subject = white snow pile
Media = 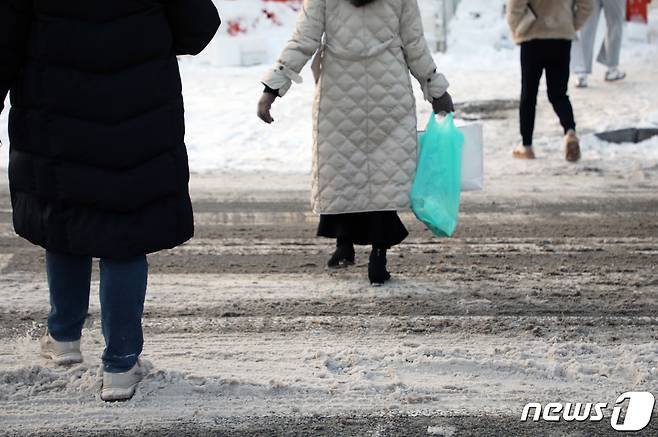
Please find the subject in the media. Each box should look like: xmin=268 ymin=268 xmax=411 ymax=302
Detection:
xmin=0 ymin=364 xmax=103 ymax=402
xmin=1 ymin=0 xmax=658 ymax=177
xmin=445 ymin=0 xmax=515 ymax=54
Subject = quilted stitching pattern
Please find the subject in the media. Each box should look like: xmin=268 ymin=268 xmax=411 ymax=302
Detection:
xmin=266 ymin=0 xmax=449 ymax=214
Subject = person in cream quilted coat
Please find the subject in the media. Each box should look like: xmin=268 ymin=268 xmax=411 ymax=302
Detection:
xmin=257 ymin=0 xmax=453 ymax=285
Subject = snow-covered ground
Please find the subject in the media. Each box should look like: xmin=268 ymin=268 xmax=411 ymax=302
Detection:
xmin=1 ymin=272 xmax=657 ymax=425
xmin=173 ymin=2 xmax=658 ymax=181
xmin=1 ymin=185 xmax=658 ymax=434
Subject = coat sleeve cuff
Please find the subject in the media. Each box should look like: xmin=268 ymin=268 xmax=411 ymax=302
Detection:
xmin=422 ymin=71 xmax=450 ymax=102
xmin=261 ymin=63 xmax=303 ymax=97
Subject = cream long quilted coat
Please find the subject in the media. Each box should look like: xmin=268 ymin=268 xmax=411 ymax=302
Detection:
xmin=263 ymin=0 xmax=449 ymax=214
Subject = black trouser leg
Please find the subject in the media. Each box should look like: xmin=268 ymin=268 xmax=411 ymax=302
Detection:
xmin=368 ymin=246 xmax=390 ymax=284
xmin=46 ymin=251 xmax=92 ymax=342
xmin=545 ymin=40 xmax=576 ymax=134
xmin=520 ymin=42 xmax=544 ymax=146
xmin=336 ymin=236 xmax=352 ymax=247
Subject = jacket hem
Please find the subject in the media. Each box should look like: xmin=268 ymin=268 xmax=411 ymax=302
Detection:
xmin=15 ymin=230 xmax=194 ymax=259
xmin=513 ymin=34 xmax=577 ymax=44
xmin=312 ymin=206 xmax=411 ymax=216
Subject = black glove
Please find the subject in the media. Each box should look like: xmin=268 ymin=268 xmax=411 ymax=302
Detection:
xmin=432 ymin=91 xmax=455 ymax=114
xmin=257 ymin=92 xmax=277 ymax=124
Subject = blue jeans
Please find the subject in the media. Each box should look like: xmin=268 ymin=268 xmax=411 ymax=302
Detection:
xmin=46 ymin=251 xmax=148 ymax=373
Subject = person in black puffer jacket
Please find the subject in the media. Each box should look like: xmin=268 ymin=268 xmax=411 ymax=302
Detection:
xmin=0 ymin=0 xmax=220 ymax=401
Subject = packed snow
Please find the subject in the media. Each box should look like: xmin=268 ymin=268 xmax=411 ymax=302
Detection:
xmin=1 ymin=272 xmax=658 ymax=428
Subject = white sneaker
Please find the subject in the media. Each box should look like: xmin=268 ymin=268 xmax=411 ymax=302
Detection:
xmin=576 ymin=74 xmax=588 ymax=88
xmin=101 ymin=360 xmax=146 ymax=402
xmin=40 ymin=333 xmax=83 ymax=365
xmin=605 ymin=68 xmax=626 ymax=82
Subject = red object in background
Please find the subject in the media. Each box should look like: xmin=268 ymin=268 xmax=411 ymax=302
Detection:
xmin=227 ymin=20 xmax=247 ymax=36
xmin=627 ymin=0 xmax=650 ymax=23
xmin=263 ymin=8 xmax=282 ymax=26
xmin=227 ymin=1 xmax=302 ymax=37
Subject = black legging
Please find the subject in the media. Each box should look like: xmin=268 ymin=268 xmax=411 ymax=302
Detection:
xmin=520 ymin=39 xmax=576 ymax=146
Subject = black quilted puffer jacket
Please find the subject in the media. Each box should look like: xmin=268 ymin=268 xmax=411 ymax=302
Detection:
xmin=0 ymin=0 xmax=220 ymax=257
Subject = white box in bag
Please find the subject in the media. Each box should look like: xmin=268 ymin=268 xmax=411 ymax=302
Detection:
xmin=457 ymin=122 xmax=484 ymax=191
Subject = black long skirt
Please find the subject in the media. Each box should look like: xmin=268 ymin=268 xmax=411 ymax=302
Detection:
xmin=317 ymin=211 xmax=408 ymax=249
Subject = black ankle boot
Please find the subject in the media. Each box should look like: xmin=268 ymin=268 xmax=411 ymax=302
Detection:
xmin=328 ymin=239 xmax=355 ymax=268
xmin=368 ymin=247 xmax=391 ymax=285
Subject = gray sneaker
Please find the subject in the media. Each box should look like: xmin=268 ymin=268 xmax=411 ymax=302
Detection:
xmin=101 ymin=360 xmax=146 ymax=402
xmin=40 ymin=333 xmax=83 ymax=365
xmin=605 ymin=68 xmax=626 ymax=82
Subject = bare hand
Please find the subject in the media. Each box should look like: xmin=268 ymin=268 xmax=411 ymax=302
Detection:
xmin=432 ymin=92 xmax=455 ymax=115
xmin=257 ymin=92 xmax=277 ymax=124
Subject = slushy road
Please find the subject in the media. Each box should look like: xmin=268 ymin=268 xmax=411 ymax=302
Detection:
xmin=1 ymin=169 xmax=657 ymax=436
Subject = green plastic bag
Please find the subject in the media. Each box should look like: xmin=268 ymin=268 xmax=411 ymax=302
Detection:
xmin=411 ymin=113 xmax=464 ymax=237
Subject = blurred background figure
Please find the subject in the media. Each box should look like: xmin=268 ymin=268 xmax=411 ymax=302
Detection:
xmin=572 ymin=0 xmax=628 ymax=87
xmin=506 ymin=0 xmax=594 ymax=162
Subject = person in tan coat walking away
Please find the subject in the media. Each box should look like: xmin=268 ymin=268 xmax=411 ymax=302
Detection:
xmin=257 ymin=0 xmax=454 ymax=285
xmin=507 ymin=0 xmax=594 ymax=162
